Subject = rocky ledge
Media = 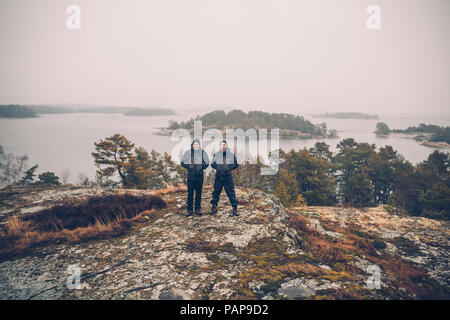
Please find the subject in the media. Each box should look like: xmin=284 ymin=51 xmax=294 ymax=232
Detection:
xmin=0 ymin=185 xmax=448 ymax=299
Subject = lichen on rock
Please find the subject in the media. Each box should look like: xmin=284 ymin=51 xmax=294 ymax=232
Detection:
xmin=0 ymin=185 xmax=448 ymax=300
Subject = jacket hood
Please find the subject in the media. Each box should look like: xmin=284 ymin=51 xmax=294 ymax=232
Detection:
xmin=191 ymin=138 xmax=201 ymax=147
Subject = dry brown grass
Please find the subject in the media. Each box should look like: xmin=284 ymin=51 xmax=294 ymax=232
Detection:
xmin=4 ymin=217 xmax=31 ymax=235
xmin=0 ymin=193 xmax=167 ymax=261
xmin=151 ymin=185 xmax=187 ymax=196
xmin=114 ymin=185 xmax=187 ymax=197
xmin=288 ymin=209 xmax=449 ymax=299
xmin=289 ymin=211 xmax=352 ymax=267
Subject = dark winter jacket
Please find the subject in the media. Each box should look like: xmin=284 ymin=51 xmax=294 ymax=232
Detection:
xmin=211 ymin=149 xmax=238 ymax=179
xmin=181 ymin=140 xmax=210 ymax=180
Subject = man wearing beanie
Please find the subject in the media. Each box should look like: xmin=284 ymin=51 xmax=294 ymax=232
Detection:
xmin=181 ymin=138 xmax=210 ymax=216
xmin=209 ymin=140 xmax=239 ymax=217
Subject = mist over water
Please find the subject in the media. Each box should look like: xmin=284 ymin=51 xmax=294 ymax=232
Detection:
xmin=1 ymin=1 xmax=449 ymax=183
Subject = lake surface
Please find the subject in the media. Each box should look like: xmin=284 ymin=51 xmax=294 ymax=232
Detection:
xmin=1 ymin=111 xmax=449 ymax=184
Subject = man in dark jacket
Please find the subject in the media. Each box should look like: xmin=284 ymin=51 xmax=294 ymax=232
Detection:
xmin=209 ymin=140 xmax=239 ymax=216
xmin=181 ymin=138 xmax=210 ymax=216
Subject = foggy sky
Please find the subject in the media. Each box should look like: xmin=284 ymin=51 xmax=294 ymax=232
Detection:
xmin=0 ymin=0 xmax=449 ymax=114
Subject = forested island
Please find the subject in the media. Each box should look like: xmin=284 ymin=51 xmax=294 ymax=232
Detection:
xmin=391 ymin=124 xmax=450 ymax=148
xmin=0 ymin=105 xmax=37 ymax=118
xmin=314 ymin=112 xmax=379 ymax=120
xmin=162 ymin=109 xmax=336 ymax=139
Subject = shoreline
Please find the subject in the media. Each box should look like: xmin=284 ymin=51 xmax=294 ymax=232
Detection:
xmin=422 ymin=141 xmax=450 ymax=149
xmin=155 ymin=128 xmax=335 ymax=140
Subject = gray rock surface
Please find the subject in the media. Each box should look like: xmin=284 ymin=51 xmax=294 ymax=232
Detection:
xmin=0 ymin=185 xmax=448 ymax=300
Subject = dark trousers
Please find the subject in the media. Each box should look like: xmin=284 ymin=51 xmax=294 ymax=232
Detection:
xmin=187 ymin=177 xmax=203 ymax=211
xmin=211 ymin=174 xmax=238 ymax=207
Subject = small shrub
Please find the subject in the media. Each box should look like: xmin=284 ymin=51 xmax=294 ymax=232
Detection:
xmin=22 ymin=193 xmax=166 ymax=232
xmin=0 ymin=193 xmax=166 ymax=260
xmin=373 ymin=240 xmax=387 ymax=250
xmin=37 ymin=172 xmax=60 ymax=185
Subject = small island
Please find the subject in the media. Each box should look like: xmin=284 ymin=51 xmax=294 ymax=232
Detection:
xmin=392 ymin=124 xmax=450 ymax=149
xmin=160 ymin=109 xmax=337 ymax=139
xmin=314 ymin=112 xmax=379 ymax=120
xmin=0 ymin=105 xmax=37 ymax=118
xmin=375 ymin=122 xmax=391 ymax=136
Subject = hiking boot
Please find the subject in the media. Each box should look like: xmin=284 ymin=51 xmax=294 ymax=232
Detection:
xmin=209 ymin=204 xmax=218 ymax=215
xmin=195 ymin=208 xmax=203 ymax=216
xmin=185 ymin=209 xmax=194 ymax=217
xmin=230 ymin=206 xmax=239 ymax=217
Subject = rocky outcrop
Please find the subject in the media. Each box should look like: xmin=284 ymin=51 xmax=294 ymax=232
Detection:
xmin=422 ymin=141 xmax=450 ymax=149
xmin=0 ymin=185 xmax=448 ymax=300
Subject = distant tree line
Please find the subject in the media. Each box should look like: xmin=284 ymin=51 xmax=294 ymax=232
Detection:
xmin=124 ymin=108 xmax=175 ymax=116
xmin=392 ymin=123 xmax=450 ymax=144
xmin=27 ymin=105 xmax=75 ymax=114
xmin=0 ymin=104 xmax=175 ymax=117
xmin=392 ymin=123 xmax=442 ymax=134
xmin=315 ymin=112 xmax=379 ymax=120
xmin=429 ymin=127 xmax=450 ymax=144
xmin=0 ymin=105 xmax=37 ymax=118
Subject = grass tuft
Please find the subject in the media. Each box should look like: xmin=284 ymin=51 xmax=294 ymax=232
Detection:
xmin=0 ymin=193 xmax=166 ymax=260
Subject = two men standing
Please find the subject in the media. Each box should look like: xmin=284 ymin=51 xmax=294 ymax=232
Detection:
xmin=181 ymin=139 xmax=239 ymax=217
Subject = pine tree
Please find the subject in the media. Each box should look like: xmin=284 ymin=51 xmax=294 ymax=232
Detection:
xmin=282 ymin=147 xmax=335 ymax=205
xmin=274 ymin=169 xmax=300 ymax=207
xmin=274 ymin=181 xmax=291 ymax=207
xmin=91 ymin=133 xmax=135 ymax=186
xmin=19 ymin=164 xmax=38 ymax=186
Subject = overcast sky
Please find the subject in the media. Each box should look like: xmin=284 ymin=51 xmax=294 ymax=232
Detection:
xmin=0 ymin=0 xmax=449 ymax=114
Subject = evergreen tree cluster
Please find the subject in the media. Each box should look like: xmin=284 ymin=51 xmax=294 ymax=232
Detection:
xmin=169 ymin=110 xmax=326 ymax=135
xmin=392 ymin=123 xmax=450 ymax=143
xmin=92 ymin=134 xmax=185 ymax=189
xmin=231 ymin=139 xmax=449 ymax=220
xmin=0 ymin=105 xmax=37 ymax=118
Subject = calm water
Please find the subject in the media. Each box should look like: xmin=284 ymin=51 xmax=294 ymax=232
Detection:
xmin=1 ymin=111 xmax=449 ymax=184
